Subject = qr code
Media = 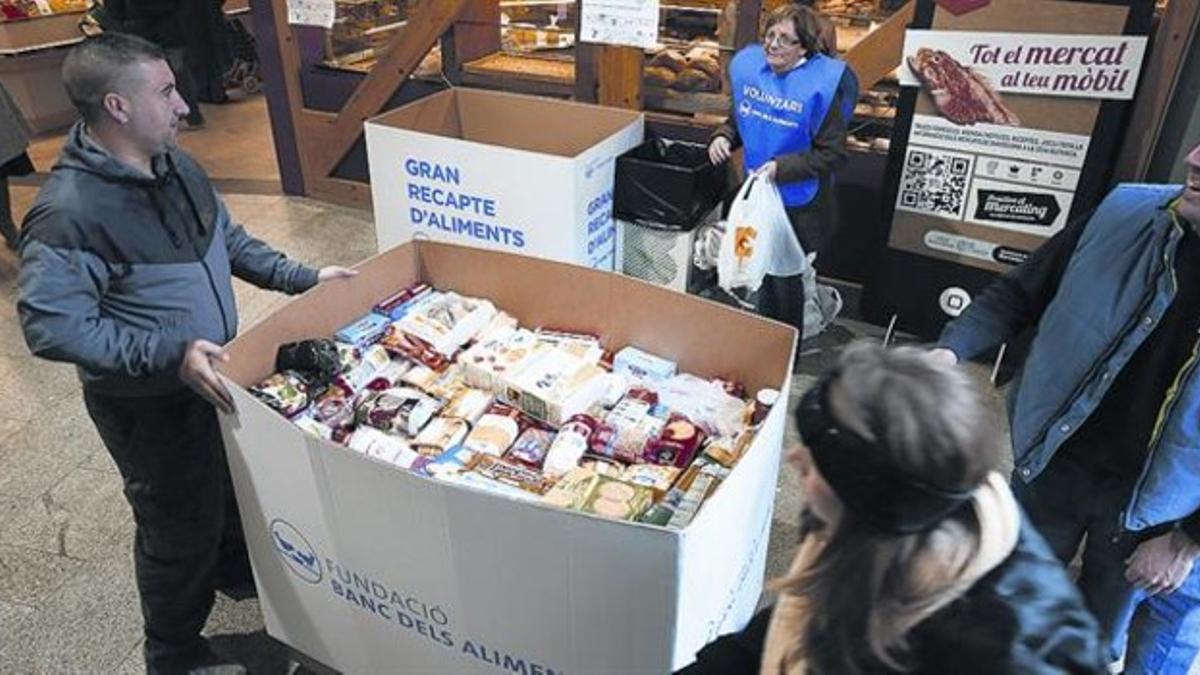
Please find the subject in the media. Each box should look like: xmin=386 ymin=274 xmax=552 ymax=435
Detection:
xmin=897 ymin=147 xmax=973 ymax=219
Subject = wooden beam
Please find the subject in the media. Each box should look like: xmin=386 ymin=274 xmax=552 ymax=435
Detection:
xmin=1113 ymin=2 xmax=1200 ymax=182
xmin=843 ymin=1 xmax=916 ymax=90
xmin=314 ymin=0 xmax=471 ymax=177
xmin=443 ymin=0 xmax=502 ymax=85
xmin=596 ymin=45 xmax=643 ymax=109
xmin=734 ymin=0 xmax=762 ymax=50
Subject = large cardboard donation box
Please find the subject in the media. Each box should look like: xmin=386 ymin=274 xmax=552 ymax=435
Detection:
xmin=365 ymin=89 xmax=644 ymax=271
xmin=217 ymin=242 xmax=796 ymax=674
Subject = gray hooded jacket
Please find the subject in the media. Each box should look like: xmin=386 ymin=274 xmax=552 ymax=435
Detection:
xmin=17 ymin=122 xmax=317 ymax=397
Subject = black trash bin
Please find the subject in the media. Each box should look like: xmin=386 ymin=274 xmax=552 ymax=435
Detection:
xmin=613 ymin=139 xmax=725 ymax=231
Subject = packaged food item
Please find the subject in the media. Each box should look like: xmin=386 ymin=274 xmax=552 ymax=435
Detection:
xmin=250 ymin=371 xmax=310 ymax=417
xmin=578 ymin=475 xmax=655 ymax=521
xmin=613 ymin=346 xmax=677 ymax=383
xmin=532 ymin=329 xmax=604 ymax=363
xmin=620 ymin=464 xmax=681 ymax=495
xmin=400 ymin=362 xmax=442 ymax=392
xmin=703 ymin=429 xmax=756 ymax=468
xmin=467 ymin=455 xmax=556 ymax=495
xmin=594 ymin=388 xmax=663 ymax=463
xmin=334 ymin=312 xmax=391 ymax=349
xmin=504 ymin=349 xmax=610 ymax=426
xmin=644 ymin=414 xmax=707 ymax=468
xmin=540 ymin=467 xmax=600 ymax=509
xmin=473 ymin=311 xmax=519 ymax=344
xmin=379 ymin=325 xmax=453 ymax=371
xmin=353 ymin=357 xmax=411 ymax=395
xmin=579 ymin=455 xmax=625 ymax=477
xmin=666 ymin=473 xmax=720 ymax=529
xmin=396 ymin=292 xmax=496 ymax=356
xmin=412 ymin=417 xmax=471 ymax=456
xmin=637 ymin=503 xmax=675 ymax=526
xmin=462 ymin=405 xmax=526 ymax=457
xmin=458 ymin=328 xmax=548 ymax=392
xmin=440 ymin=469 xmax=543 ymax=503
xmin=752 ymin=388 xmax=779 ymax=427
xmin=311 ymin=390 xmax=356 ymax=432
xmin=335 ymin=344 xmax=396 ymax=393
xmin=652 ymin=374 xmax=747 ymax=438
xmin=347 ymin=427 xmax=421 ymax=469
xmin=424 ymin=364 xmax=468 ymax=401
xmin=542 ymin=414 xmax=598 ymax=478
xmin=441 ymin=387 xmax=494 ymax=424
xmin=505 ymin=428 xmax=555 ymax=469
xmin=373 ymin=283 xmax=433 ymax=320
xmin=421 ymin=444 xmax=478 ymax=480
xmin=355 ymin=387 xmax=442 ymax=437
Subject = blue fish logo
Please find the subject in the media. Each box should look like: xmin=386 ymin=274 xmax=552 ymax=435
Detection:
xmin=270 ymin=519 xmax=322 ymax=584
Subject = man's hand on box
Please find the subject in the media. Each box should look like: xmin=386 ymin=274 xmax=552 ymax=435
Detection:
xmin=318 ymin=266 xmax=358 ymax=283
xmin=179 ymin=339 xmax=235 ymax=414
xmin=1125 ymin=530 xmax=1200 ymax=595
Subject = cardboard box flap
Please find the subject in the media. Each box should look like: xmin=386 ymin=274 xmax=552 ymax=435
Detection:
xmin=367 ymin=89 xmax=462 ymax=140
xmin=454 ymin=89 xmax=643 ymax=158
xmin=368 ymin=88 xmax=642 ymax=159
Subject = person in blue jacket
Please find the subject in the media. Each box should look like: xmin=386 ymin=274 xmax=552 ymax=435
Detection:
xmin=708 ymin=4 xmax=857 ymax=342
xmin=931 ymin=143 xmax=1200 ymax=673
xmin=16 ymin=33 xmax=355 ymax=674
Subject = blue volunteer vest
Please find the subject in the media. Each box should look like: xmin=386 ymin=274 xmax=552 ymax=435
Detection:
xmin=731 ymin=47 xmax=846 ymax=207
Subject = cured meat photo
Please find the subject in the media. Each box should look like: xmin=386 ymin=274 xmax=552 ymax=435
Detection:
xmin=907 ymin=48 xmax=1021 ymax=126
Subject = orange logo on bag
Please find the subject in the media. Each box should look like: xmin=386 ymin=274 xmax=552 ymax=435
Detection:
xmin=734 ymin=226 xmax=757 ymax=262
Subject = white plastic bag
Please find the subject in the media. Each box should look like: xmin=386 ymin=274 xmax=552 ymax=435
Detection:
xmin=717 ymin=175 xmax=808 ymax=293
xmin=801 ymin=253 xmax=844 ymax=337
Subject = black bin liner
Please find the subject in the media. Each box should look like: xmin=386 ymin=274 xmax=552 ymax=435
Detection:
xmin=613 ymin=139 xmax=724 ymax=231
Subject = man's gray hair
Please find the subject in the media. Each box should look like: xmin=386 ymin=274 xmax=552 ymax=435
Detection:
xmin=62 ymin=32 xmax=166 ymax=124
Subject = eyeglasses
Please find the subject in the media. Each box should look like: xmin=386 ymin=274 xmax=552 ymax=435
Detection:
xmin=763 ymin=33 xmax=802 ymax=48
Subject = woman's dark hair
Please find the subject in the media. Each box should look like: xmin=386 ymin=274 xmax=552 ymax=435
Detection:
xmin=763 ymin=4 xmax=826 ymax=56
xmin=778 ymin=342 xmax=1004 ymax=674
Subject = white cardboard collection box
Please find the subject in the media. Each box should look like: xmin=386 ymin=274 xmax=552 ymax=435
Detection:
xmin=217 ymin=242 xmax=796 ymax=674
xmin=365 ymin=89 xmax=645 ymax=271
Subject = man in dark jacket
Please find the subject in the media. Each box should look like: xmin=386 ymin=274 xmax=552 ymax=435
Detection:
xmin=16 ymin=33 xmax=354 ymax=674
xmin=932 ymin=143 xmax=1200 ymax=673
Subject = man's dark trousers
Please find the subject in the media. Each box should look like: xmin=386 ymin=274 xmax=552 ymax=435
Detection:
xmin=84 ymin=388 xmax=250 ymax=674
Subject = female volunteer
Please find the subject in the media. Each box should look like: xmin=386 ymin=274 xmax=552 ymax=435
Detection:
xmin=708 ymin=5 xmax=853 ymax=339
xmin=679 ymin=343 xmax=1107 ymax=674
